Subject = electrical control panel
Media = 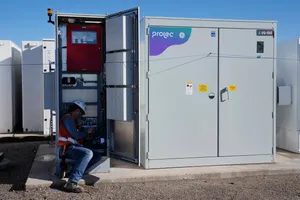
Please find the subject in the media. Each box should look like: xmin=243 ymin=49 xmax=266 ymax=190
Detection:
xmin=66 ymin=24 xmax=103 ymax=72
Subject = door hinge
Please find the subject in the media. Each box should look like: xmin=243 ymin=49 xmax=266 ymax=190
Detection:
xmin=272 ymin=112 xmax=274 ymax=118
xmin=146 ymin=152 xmax=150 ymax=159
xmin=272 ymin=72 xmax=274 ymax=79
xmin=146 ymin=114 xmax=150 ymax=121
xmin=146 ymin=71 xmax=150 ymax=79
xmin=146 ymin=27 xmax=149 ymax=35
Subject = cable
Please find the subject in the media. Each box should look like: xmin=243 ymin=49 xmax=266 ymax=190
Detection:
xmin=148 ymin=53 xmax=213 ymax=77
xmin=0 ymin=53 xmax=300 ymax=67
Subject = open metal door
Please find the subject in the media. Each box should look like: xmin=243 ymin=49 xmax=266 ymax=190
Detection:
xmin=105 ymin=8 xmax=140 ymax=163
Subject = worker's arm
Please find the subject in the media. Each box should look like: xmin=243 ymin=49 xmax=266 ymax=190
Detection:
xmin=62 ymin=118 xmax=88 ymax=140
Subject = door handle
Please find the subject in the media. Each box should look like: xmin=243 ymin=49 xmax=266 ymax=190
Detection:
xmin=220 ymin=87 xmax=229 ymax=102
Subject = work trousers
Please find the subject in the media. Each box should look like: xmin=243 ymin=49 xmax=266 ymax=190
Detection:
xmin=63 ymin=145 xmax=102 ymax=183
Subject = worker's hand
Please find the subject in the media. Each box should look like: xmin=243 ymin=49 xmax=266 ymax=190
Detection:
xmin=86 ymin=128 xmax=94 ymax=140
xmin=88 ymin=128 xmax=93 ymax=134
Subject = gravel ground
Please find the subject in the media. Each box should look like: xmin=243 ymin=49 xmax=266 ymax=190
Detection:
xmin=0 ymin=175 xmax=299 ymax=200
xmin=1 ymin=141 xmax=300 ymax=200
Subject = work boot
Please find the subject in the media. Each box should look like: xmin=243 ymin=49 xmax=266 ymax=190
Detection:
xmin=64 ymin=181 xmax=84 ymax=193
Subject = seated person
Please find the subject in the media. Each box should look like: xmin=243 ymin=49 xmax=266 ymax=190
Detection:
xmin=57 ymin=100 xmax=102 ymax=193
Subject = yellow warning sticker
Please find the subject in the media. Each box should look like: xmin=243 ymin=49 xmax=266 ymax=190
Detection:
xmin=228 ymin=85 xmax=237 ymax=91
xmin=198 ymin=84 xmax=209 ymax=92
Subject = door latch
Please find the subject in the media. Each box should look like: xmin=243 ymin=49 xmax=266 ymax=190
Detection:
xmin=220 ymin=87 xmax=229 ymax=102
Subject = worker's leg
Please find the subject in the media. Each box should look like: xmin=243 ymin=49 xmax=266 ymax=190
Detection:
xmin=85 ymin=149 xmax=102 ymax=172
xmin=65 ymin=145 xmax=93 ymax=183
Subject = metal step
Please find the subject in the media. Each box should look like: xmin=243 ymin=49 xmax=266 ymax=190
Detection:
xmin=0 ymin=153 xmax=10 ymax=170
xmin=85 ymin=157 xmax=110 ymax=174
xmin=0 ymin=152 xmax=4 ymax=163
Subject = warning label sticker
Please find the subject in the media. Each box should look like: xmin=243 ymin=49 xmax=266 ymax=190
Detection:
xmin=186 ymin=82 xmax=193 ymax=95
xmin=198 ymin=84 xmax=209 ymax=92
xmin=228 ymin=85 xmax=237 ymax=91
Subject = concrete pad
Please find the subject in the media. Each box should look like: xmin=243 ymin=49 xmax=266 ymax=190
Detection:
xmin=26 ymin=144 xmax=300 ymax=189
xmin=26 ymin=144 xmax=56 ymax=188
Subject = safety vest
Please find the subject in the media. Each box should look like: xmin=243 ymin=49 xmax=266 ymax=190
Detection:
xmin=57 ymin=114 xmax=84 ymax=147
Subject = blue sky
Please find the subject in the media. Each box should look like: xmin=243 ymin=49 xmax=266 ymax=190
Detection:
xmin=0 ymin=0 xmax=299 ymax=46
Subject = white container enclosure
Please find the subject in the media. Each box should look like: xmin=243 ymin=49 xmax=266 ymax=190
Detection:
xmin=140 ymin=17 xmax=277 ymax=168
xmin=0 ymin=40 xmax=22 ymax=133
xmin=52 ymin=8 xmax=277 ymax=172
xmin=276 ymin=37 xmax=300 ymax=153
xmin=21 ymin=39 xmax=55 ymax=134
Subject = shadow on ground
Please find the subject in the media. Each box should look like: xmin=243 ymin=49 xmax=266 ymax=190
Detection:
xmin=0 ymin=135 xmax=54 ymax=143
xmin=0 ymin=140 xmax=48 ymax=191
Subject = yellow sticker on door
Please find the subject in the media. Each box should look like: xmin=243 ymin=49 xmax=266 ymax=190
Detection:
xmin=228 ymin=85 xmax=237 ymax=91
xmin=198 ymin=84 xmax=209 ymax=92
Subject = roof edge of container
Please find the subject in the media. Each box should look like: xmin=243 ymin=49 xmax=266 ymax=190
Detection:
xmin=9 ymin=41 xmax=21 ymax=51
xmin=0 ymin=40 xmax=18 ymax=45
xmin=277 ymin=37 xmax=300 ymax=44
xmin=55 ymin=13 xmax=106 ymax=18
xmin=143 ymin=16 xmax=277 ymax=24
xmin=42 ymin=38 xmax=55 ymax=41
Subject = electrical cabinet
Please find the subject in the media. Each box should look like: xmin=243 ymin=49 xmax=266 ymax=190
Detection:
xmin=22 ymin=39 xmax=55 ymax=133
xmin=139 ymin=18 xmax=276 ymax=169
xmin=54 ymin=8 xmax=140 ymax=175
xmin=276 ymin=37 xmax=300 ymax=153
xmin=0 ymin=41 xmax=22 ymax=133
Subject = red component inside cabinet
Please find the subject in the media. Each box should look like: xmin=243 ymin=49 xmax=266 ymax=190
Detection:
xmin=66 ymin=24 xmax=103 ymax=72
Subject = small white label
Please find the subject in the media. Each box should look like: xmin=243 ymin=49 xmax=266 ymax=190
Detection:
xmin=100 ymin=138 xmax=105 ymax=144
xmin=186 ymin=82 xmax=193 ymax=95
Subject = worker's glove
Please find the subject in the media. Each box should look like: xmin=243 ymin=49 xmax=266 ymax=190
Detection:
xmin=87 ymin=128 xmax=93 ymax=134
xmin=86 ymin=128 xmax=94 ymax=140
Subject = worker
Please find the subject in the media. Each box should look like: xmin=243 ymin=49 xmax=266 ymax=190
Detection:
xmin=57 ymin=100 xmax=102 ymax=193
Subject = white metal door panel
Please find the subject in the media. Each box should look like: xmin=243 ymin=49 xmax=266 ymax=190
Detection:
xmin=106 ymin=16 xmax=133 ymax=51
xmin=105 ymin=52 xmax=133 ymax=85
xmin=106 ymin=88 xmax=133 ymax=121
xmin=148 ymin=27 xmax=218 ymax=159
xmin=276 ymin=39 xmax=299 ymax=152
xmin=0 ymin=41 xmax=13 ymax=132
xmin=219 ymin=29 xmax=274 ymax=156
xmin=0 ymin=67 xmax=13 ymax=133
xmin=297 ymin=39 xmax=300 ymax=132
xmin=21 ymin=41 xmax=43 ymax=132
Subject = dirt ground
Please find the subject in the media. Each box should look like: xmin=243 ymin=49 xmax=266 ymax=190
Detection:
xmin=1 ymin=141 xmax=300 ymax=200
xmin=0 ymin=140 xmax=47 ymax=191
